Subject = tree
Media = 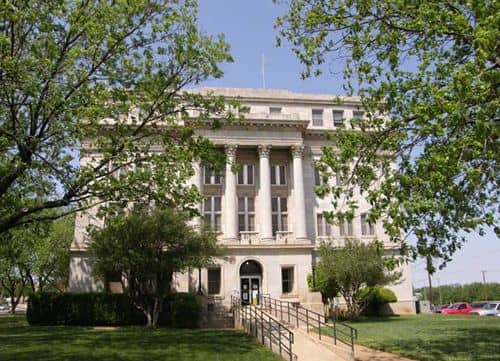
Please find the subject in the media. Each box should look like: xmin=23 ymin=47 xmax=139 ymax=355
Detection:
xmin=24 ymin=214 xmax=74 ymax=292
xmin=308 ymin=262 xmax=340 ymax=317
xmin=316 ymin=240 xmax=401 ymax=318
xmin=0 ymin=213 xmax=73 ymax=312
xmin=0 ymin=0 xmax=237 ymax=235
xmin=88 ymin=206 xmax=223 ymax=328
xmin=276 ymin=0 xmax=499 ymax=265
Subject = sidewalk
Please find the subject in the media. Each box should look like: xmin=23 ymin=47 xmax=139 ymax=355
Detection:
xmin=354 ymin=345 xmax=418 ymax=361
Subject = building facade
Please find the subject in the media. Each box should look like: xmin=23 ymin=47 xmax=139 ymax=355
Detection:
xmin=69 ymin=88 xmax=415 ymax=314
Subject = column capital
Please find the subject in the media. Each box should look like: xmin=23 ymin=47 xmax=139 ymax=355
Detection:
xmin=291 ymin=144 xmax=305 ymax=158
xmin=224 ymin=144 xmax=238 ymax=158
xmin=257 ymin=145 xmax=272 ymax=158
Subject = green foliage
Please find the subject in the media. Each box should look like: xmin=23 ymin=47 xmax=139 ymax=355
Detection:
xmin=416 ymin=282 xmax=500 ymax=304
xmin=0 ymin=213 xmax=73 ymax=313
xmin=0 ymin=0 xmax=238 ymax=234
xmin=308 ymin=262 xmax=339 ymax=303
xmin=317 ymin=240 xmax=401 ymax=318
xmin=27 ymin=292 xmax=200 ymax=328
xmin=89 ymin=206 xmax=222 ymax=328
xmin=358 ymin=286 xmax=397 ymax=314
xmin=276 ymin=0 xmax=500 ymax=265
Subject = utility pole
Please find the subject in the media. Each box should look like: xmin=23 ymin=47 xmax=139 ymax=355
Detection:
xmin=426 ymin=256 xmax=434 ymax=307
xmin=436 ymin=278 xmax=442 ymax=306
xmin=481 ymin=270 xmax=488 ymax=300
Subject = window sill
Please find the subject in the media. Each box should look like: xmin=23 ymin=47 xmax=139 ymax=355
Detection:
xmin=281 ymin=293 xmax=299 ymax=299
xmin=206 ymin=294 xmax=225 ymax=300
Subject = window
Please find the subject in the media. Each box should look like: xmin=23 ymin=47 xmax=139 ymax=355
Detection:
xmin=207 ymin=267 xmax=221 ymax=295
xmin=272 ymin=197 xmax=288 ymax=235
xmin=204 ymin=166 xmax=222 ymax=185
xmin=238 ymin=197 xmax=255 ymax=232
xmin=271 ymin=165 xmax=287 ymax=185
xmin=335 ymin=172 xmax=344 ymax=186
xmin=316 ymin=213 xmax=331 ymax=237
xmin=237 ymin=164 xmax=254 ymax=185
xmin=312 ymin=109 xmax=323 ymax=126
xmin=270 ymin=107 xmax=282 ymax=114
xmin=339 ymin=219 xmax=354 ymax=237
xmin=333 ymin=110 xmax=344 ymax=127
xmin=361 ymin=213 xmax=375 ymax=236
xmin=353 ymin=110 xmax=364 ymax=119
xmin=281 ymin=267 xmax=294 ymax=294
xmin=204 ymin=196 xmax=222 ymax=231
xmin=314 ymin=167 xmax=323 ymax=186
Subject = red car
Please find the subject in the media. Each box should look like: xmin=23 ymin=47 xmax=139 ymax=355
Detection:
xmin=441 ymin=302 xmax=475 ymax=315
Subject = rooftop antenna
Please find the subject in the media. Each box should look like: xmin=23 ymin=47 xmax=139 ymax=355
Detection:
xmin=261 ymin=53 xmax=266 ymax=89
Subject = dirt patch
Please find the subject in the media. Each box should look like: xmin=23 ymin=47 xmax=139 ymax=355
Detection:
xmin=91 ymin=326 xmax=119 ymax=331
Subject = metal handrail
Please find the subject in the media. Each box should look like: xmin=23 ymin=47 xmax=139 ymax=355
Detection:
xmin=260 ymin=295 xmax=357 ymax=353
xmin=231 ymin=296 xmax=295 ymax=361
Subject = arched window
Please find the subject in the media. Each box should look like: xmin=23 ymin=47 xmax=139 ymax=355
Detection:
xmin=239 ymin=260 xmax=262 ymax=276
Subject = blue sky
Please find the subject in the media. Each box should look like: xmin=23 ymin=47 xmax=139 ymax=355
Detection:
xmin=196 ymin=0 xmax=500 ymax=286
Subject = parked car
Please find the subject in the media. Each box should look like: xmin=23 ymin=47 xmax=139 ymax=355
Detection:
xmin=433 ymin=304 xmax=452 ymax=313
xmin=441 ymin=302 xmax=474 ymax=315
xmin=469 ymin=302 xmax=500 ymax=316
xmin=0 ymin=304 xmax=9 ymax=311
xmin=470 ymin=301 xmax=489 ymax=309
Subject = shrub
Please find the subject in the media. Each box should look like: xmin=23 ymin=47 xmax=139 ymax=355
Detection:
xmin=359 ymin=286 xmax=397 ymax=315
xmin=28 ymin=292 xmax=200 ymax=328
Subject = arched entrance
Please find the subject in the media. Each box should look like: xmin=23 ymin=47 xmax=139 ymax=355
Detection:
xmin=239 ymin=260 xmax=262 ymax=305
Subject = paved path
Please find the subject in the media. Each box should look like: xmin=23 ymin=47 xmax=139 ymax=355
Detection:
xmin=354 ymin=345 xmax=418 ymax=361
xmin=292 ymin=328 xmax=344 ymax=361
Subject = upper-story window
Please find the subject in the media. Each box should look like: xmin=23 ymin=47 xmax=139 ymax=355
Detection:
xmin=333 ymin=110 xmax=344 ymax=127
xmin=270 ymin=107 xmax=282 ymax=114
xmin=339 ymin=219 xmax=354 ymax=237
xmin=272 ymin=197 xmax=288 ymax=235
xmin=314 ymin=167 xmax=323 ymax=186
xmin=360 ymin=213 xmax=375 ymax=236
xmin=271 ymin=165 xmax=287 ymax=185
xmin=317 ymin=213 xmax=332 ymax=237
xmin=204 ymin=166 xmax=222 ymax=185
xmin=312 ymin=109 xmax=323 ymax=126
xmin=238 ymin=197 xmax=255 ymax=232
xmin=237 ymin=164 xmax=254 ymax=185
xmin=353 ymin=110 xmax=364 ymax=119
xmin=204 ymin=196 xmax=222 ymax=232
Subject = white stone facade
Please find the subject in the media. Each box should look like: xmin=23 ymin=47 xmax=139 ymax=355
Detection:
xmin=69 ymin=88 xmax=415 ymax=314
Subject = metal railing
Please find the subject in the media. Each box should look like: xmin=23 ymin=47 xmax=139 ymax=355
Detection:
xmin=231 ymin=296 xmax=295 ymax=361
xmin=260 ymin=295 xmax=357 ymax=353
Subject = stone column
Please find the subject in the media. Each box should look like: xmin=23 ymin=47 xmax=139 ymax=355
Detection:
xmin=292 ymin=144 xmax=307 ymax=240
xmin=258 ymin=145 xmax=273 ymax=241
xmin=224 ymin=144 xmax=238 ymax=241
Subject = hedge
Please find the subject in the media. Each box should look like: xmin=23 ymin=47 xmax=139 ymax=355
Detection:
xmin=27 ymin=292 xmax=200 ymax=328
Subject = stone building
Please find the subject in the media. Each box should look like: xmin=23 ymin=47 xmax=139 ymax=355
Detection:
xmin=69 ymin=88 xmax=415 ymax=314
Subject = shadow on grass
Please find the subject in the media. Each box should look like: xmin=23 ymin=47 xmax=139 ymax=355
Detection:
xmin=0 ymin=316 xmax=281 ymax=361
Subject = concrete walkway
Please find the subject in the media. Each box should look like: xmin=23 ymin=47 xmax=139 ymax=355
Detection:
xmin=292 ymin=327 xmax=345 ymax=361
xmin=354 ymin=345 xmax=418 ymax=361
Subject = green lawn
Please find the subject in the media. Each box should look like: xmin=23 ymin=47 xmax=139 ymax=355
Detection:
xmin=0 ymin=315 xmax=281 ymax=361
xmin=325 ymin=314 xmax=500 ymax=361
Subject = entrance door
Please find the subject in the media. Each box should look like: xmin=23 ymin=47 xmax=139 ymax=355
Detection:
xmin=240 ymin=276 xmax=260 ymax=305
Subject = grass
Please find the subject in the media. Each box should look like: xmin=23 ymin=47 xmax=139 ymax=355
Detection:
xmin=0 ymin=315 xmax=282 ymax=361
xmin=319 ymin=314 xmax=500 ymax=361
